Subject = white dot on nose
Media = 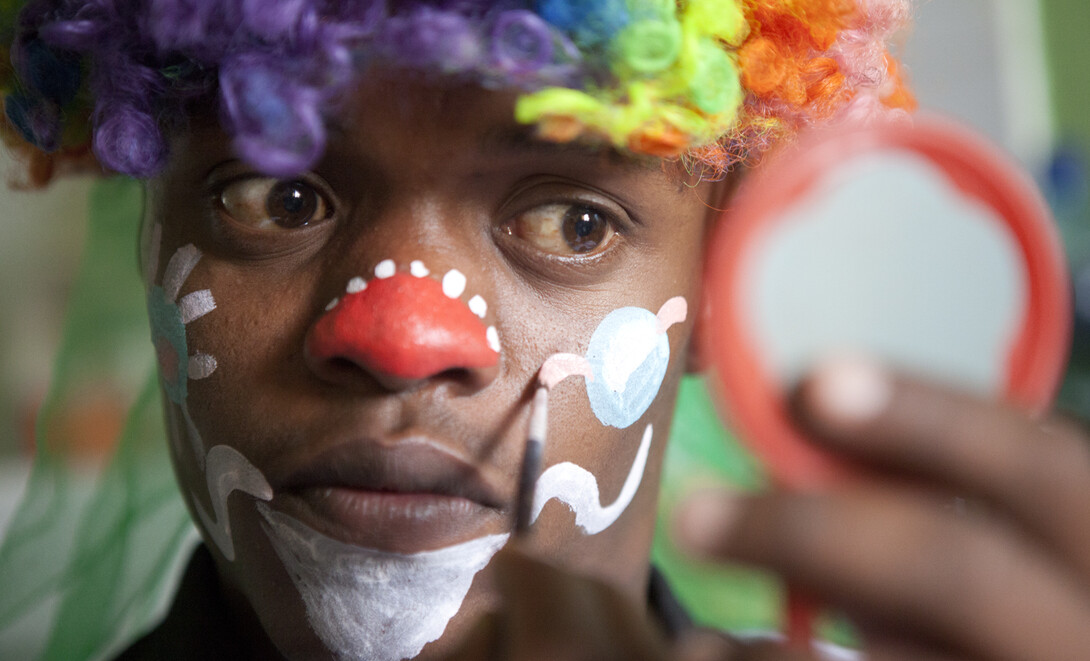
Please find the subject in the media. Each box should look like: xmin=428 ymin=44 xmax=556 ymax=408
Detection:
xmin=375 ymin=259 xmax=396 ymax=279
xmin=486 ymin=326 xmax=500 ymax=353
xmin=325 ymin=298 xmax=339 ymax=311
xmin=346 ymin=277 xmax=367 ymax=294
xmin=468 ymin=295 xmax=487 ymax=318
xmin=442 ymin=270 xmax=467 ymax=299
xmin=410 ymin=260 xmax=430 ymax=277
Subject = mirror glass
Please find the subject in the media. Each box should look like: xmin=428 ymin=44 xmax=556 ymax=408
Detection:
xmin=744 ymin=149 xmax=1025 ymax=395
xmin=705 ymin=118 xmax=1070 ymax=486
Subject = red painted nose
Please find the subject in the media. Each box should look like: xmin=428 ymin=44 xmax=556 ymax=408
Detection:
xmin=306 ymin=272 xmax=499 ymax=382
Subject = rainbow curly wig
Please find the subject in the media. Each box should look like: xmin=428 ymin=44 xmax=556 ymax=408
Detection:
xmin=1 ymin=0 xmax=914 ymax=187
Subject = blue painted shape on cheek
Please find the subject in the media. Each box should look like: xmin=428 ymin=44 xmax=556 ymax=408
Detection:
xmin=585 ymin=307 xmax=671 ymax=428
xmin=147 ymin=285 xmax=189 ymax=404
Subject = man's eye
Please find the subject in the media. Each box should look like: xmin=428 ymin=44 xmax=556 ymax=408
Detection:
xmin=506 ymin=204 xmax=616 ymax=256
xmin=218 ymin=177 xmax=332 ymax=230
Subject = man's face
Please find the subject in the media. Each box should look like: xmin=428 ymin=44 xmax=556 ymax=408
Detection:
xmin=147 ymin=75 xmax=718 ymax=659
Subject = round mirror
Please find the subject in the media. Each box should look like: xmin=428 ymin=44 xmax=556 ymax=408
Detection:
xmin=704 ymin=117 xmax=1071 ymax=488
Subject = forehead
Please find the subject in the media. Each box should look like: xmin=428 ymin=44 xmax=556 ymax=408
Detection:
xmin=329 ymin=75 xmax=663 ymax=174
xmin=170 ymin=72 xmax=686 ymax=191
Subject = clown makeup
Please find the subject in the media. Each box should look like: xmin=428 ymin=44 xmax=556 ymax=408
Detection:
xmin=542 ymin=297 xmax=688 ymax=428
xmin=522 ymin=297 xmax=686 ymax=535
xmin=258 ymin=504 xmax=508 ymax=661
xmin=145 ymin=228 xmax=219 ymax=467
xmin=530 ymin=423 xmax=654 ymax=535
xmin=308 ymin=259 xmax=500 ymax=382
xmin=196 ymin=445 xmax=273 ymax=562
xmin=2 ymin=0 xmax=920 ymax=656
xmin=145 ymin=225 xmax=273 ymax=562
xmin=148 ymin=77 xmax=716 ymax=660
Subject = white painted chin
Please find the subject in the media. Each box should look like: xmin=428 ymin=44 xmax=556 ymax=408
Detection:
xmin=257 ymin=503 xmax=509 ymax=661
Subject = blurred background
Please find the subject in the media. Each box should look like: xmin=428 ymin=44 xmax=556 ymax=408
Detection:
xmin=1 ymin=0 xmax=1089 ymax=642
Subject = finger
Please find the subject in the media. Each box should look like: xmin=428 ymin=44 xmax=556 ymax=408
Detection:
xmin=794 ymin=356 xmax=1090 ymax=579
xmin=674 ymin=486 xmax=1090 ymax=661
xmin=490 ymin=547 xmax=669 ymax=661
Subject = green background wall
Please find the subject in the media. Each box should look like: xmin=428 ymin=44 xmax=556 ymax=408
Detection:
xmin=1042 ymin=0 xmax=1090 ymax=153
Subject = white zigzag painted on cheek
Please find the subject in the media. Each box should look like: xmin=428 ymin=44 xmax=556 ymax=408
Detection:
xmin=194 ymin=444 xmax=273 ymax=562
xmin=530 ymin=423 xmax=653 ymax=535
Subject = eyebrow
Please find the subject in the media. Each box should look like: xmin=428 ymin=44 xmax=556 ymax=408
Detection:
xmin=479 ymin=125 xmax=660 ymax=173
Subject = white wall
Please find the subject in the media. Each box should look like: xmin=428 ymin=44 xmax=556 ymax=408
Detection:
xmin=903 ymin=0 xmax=1053 ymax=166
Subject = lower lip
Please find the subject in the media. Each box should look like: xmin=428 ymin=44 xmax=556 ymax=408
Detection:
xmin=274 ymin=487 xmax=503 ymax=552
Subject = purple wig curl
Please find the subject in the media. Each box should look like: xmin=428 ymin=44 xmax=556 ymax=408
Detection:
xmin=490 ymin=10 xmax=554 ymax=76
xmin=9 ymin=0 xmax=595 ymax=178
xmin=219 ymin=53 xmax=326 ymax=178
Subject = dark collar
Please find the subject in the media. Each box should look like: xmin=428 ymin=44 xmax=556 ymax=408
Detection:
xmin=114 ymin=545 xmax=246 ymax=660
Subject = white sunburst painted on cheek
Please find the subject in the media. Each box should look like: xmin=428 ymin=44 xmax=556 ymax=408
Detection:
xmin=143 ymin=225 xmax=274 ymax=565
xmin=147 ymin=232 xmax=222 ymax=468
xmin=178 ymin=289 xmax=217 ymax=324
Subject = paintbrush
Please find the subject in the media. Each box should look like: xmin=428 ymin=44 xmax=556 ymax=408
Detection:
xmin=514 ymin=386 xmax=549 ymax=536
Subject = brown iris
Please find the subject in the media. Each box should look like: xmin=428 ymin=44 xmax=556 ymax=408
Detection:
xmin=219 ymin=177 xmax=331 ymax=231
xmin=507 ymin=203 xmax=615 ymax=256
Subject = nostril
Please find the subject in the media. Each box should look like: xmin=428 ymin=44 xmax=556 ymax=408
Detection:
xmin=436 ymin=367 xmax=474 ymax=384
xmin=435 ymin=365 xmax=501 ymax=393
xmin=327 ymin=357 xmax=361 ymax=376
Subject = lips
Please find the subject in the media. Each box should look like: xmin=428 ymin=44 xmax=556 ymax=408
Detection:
xmin=270 ymin=437 xmax=510 ymax=552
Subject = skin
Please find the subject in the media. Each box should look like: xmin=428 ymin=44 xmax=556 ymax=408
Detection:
xmin=146 ymin=73 xmax=722 ymax=659
xmin=680 ymin=363 xmax=1090 ymax=661
xmin=143 ymin=67 xmax=1090 ymax=661
xmin=465 ymin=361 xmax=1090 ymax=661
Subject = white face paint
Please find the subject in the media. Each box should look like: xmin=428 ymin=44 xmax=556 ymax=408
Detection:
xmin=148 ymin=230 xmax=273 ymax=565
xmin=600 ymin=320 xmax=660 ymax=392
xmin=169 ymin=276 xmax=675 ymax=657
xmin=530 ymin=424 xmax=653 ymax=535
xmin=258 ymin=504 xmax=508 ymax=661
xmin=539 ymin=297 xmax=686 ymax=429
xmin=522 ymin=298 xmax=683 ymax=534
xmin=188 ymin=391 xmax=648 ymax=658
xmin=195 ymin=444 xmax=273 ymax=562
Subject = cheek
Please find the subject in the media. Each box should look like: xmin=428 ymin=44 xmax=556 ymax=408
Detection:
xmin=545 ymin=347 xmax=683 ymax=492
xmin=155 ymin=251 xmax=322 ymax=468
xmin=189 ymin=279 xmax=313 ymax=402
